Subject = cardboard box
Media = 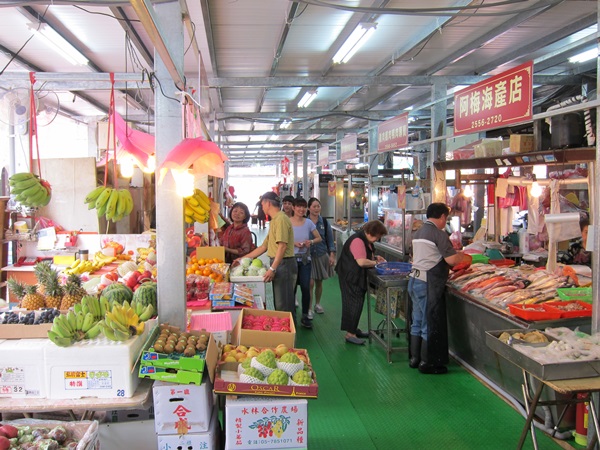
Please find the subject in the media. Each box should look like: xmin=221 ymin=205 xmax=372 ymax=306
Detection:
xmin=230 ymin=276 xmax=267 ymax=301
xmin=214 ymin=359 xmax=318 ymax=399
xmin=154 ymin=375 xmax=214 ymax=435
xmin=224 ymin=396 xmax=308 ymax=449
xmin=189 ymin=312 xmax=233 ymax=347
xmin=231 ymin=309 xmax=295 ymax=349
xmin=107 ymin=406 xmax=154 ymax=423
xmin=474 ymin=139 xmax=504 ymax=158
xmin=0 ymin=323 xmax=53 ymax=339
xmin=139 ymin=325 xmax=219 ymax=385
xmin=510 ymin=134 xmax=535 ymax=153
xmin=195 ymin=246 xmax=225 ymax=262
xmin=44 ymin=322 xmax=156 ymax=399
xmin=0 ymin=338 xmax=50 ymax=398
xmin=157 ymin=405 xmax=220 ymax=450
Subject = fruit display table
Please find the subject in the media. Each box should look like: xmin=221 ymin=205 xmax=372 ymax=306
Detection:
xmin=366 ymin=270 xmax=409 ymax=363
xmin=0 ymin=378 xmax=153 ymax=421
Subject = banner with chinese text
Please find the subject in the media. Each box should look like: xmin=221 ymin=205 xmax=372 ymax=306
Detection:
xmin=377 ymin=113 xmax=409 ymax=152
xmin=454 ymin=61 xmax=533 ymax=136
xmin=318 ymin=146 xmax=329 ymax=166
xmin=340 ymin=134 xmax=358 ymax=160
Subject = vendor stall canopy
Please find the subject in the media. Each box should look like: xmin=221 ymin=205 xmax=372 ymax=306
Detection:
xmin=0 ymin=0 xmax=597 ymax=168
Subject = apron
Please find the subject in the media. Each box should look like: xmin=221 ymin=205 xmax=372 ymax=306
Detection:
xmin=425 ymin=257 xmax=450 ymax=366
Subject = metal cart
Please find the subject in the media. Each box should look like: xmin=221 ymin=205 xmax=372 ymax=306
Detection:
xmin=366 ymin=269 xmax=410 ymax=363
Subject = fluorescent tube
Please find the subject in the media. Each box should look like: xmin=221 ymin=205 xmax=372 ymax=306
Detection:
xmin=333 ymin=23 xmax=377 ymax=64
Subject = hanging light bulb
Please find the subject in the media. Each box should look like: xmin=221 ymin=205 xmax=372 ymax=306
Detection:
xmin=173 ymin=169 xmax=194 ymax=197
xmin=120 ymin=157 xmax=134 ymax=178
xmin=463 ymin=183 xmax=473 ymax=198
xmin=141 ymin=154 xmax=156 ymax=174
xmin=350 ymin=189 xmax=356 ymax=198
xmin=530 ymin=175 xmax=542 ymax=198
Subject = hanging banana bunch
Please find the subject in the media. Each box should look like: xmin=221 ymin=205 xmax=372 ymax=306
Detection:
xmin=84 ymin=186 xmax=134 ymax=223
xmin=9 ymin=172 xmax=52 ymax=208
xmin=184 ymin=188 xmax=211 ymax=224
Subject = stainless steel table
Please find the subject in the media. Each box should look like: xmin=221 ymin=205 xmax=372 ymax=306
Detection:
xmin=366 ymin=270 xmax=409 ymax=363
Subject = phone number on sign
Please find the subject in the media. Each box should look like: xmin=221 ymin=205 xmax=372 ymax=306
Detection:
xmin=471 ymin=114 xmax=503 ymax=129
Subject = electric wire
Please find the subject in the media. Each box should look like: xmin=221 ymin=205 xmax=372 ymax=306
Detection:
xmin=292 ymin=0 xmax=563 ymax=17
xmin=73 ymin=4 xmax=140 ymax=22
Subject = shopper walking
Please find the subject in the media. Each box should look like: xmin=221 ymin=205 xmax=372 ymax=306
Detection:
xmin=307 ymin=197 xmax=335 ymax=316
xmin=282 ymin=195 xmax=295 ymax=218
xmin=236 ymin=192 xmax=298 ymax=322
xmin=408 ymin=202 xmax=470 ymax=374
xmin=253 ymin=196 xmax=267 ymax=229
xmin=220 ymin=202 xmax=254 ymax=264
xmin=290 ymin=197 xmax=322 ymax=328
xmin=335 ymin=220 xmax=387 ymax=345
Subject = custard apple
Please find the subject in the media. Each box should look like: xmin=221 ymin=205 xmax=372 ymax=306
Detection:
xmin=292 ymin=370 xmax=312 ymax=385
xmin=279 ymin=352 xmax=301 ymax=364
xmin=256 ymin=350 xmax=277 ymax=368
xmin=241 ymin=357 xmax=253 ymax=370
xmin=267 ymin=368 xmax=289 ymax=385
xmin=243 ymin=367 xmax=265 ymax=380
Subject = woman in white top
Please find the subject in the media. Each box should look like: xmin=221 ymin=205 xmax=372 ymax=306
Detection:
xmin=290 ymin=197 xmax=322 ymax=329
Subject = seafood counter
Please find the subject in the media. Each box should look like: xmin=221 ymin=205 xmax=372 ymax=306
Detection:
xmin=445 ymin=262 xmax=592 ymax=428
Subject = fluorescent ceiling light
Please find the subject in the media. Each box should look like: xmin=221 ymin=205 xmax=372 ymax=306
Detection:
xmin=333 ymin=22 xmax=377 ymax=64
xmin=569 ymin=49 xmax=598 ymax=64
xmin=28 ymin=23 xmax=89 ymax=66
xmin=298 ymin=90 xmax=318 ymax=108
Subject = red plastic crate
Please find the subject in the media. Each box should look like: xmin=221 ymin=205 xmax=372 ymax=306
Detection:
xmin=543 ymin=301 xmax=592 ymax=319
xmin=508 ymin=303 xmax=562 ymax=321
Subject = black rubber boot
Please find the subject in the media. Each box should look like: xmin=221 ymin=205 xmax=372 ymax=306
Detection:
xmin=409 ymin=335 xmax=421 ymax=368
xmin=418 ymin=340 xmax=448 ymax=374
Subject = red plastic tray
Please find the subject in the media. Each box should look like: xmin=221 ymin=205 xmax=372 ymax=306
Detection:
xmin=508 ymin=303 xmax=562 ymax=321
xmin=490 ymin=258 xmax=515 ymax=268
xmin=543 ymin=301 xmax=592 ymax=318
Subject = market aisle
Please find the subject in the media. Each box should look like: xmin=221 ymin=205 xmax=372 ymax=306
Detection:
xmin=295 ymin=275 xmax=567 ymax=450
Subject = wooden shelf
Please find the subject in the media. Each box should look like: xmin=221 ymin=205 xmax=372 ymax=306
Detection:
xmin=434 ymin=147 xmax=595 ymax=171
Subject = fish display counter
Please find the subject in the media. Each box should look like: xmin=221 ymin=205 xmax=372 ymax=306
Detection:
xmin=445 ymin=262 xmax=591 ymax=428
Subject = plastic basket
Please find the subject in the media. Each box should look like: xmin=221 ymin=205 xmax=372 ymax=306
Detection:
xmin=556 ymin=287 xmax=592 ymax=303
xmin=544 ymin=301 xmax=592 ymax=318
xmin=508 ymin=303 xmax=562 ymax=321
xmin=375 ymin=262 xmax=412 ymax=276
xmin=470 ymin=254 xmax=490 ymax=264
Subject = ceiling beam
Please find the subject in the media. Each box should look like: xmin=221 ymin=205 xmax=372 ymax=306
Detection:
xmin=110 ymin=6 xmax=154 ymax=67
xmin=129 ymin=0 xmax=185 ymax=90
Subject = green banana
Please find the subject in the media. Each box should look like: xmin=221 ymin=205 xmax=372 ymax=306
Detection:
xmin=134 ymin=301 xmax=144 ymax=316
xmin=73 ymin=303 xmax=83 ymax=315
xmin=116 ymin=189 xmax=128 ymax=216
xmin=48 ymin=330 xmax=73 ymax=347
xmin=112 ymin=212 xmax=124 ymax=222
xmin=9 ymin=172 xmax=35 ymax=184
xmin=100 ymin=296 xmax=110 ymax=317
xmin=75 ymin=311 xmax=85 ymax=331
xmin=81 ymin=312 xmax=95 ymax=333
xmin=95 ymin=187 xmax=112 ymax=210
xmin=105 ymin=189 xmax=120 ymax=221
xmin=51 ymin=318 xmax=72 ymax=339
xmin=84 ymin=322 xmax=103 ymax=339
xmin=10 ymin=175 xmax=38 ymax=189
xmin=101 ymin=323 xmax=130 ymax=341
xmin=123 ymin=190 xmax=134 ymax=215
xmin=57 ymin=314 xmax=74 ymax=334
xmin=138 ymin=304 xmax=154 ymax=322
xmin=97 ymin=198 xmax=109 ymax=218
xmin=38 ymin=189 xmax=51 ymax=206
xmin=67 ymin=311 xmax=77 ymax=331
xmin=85 ymin=186 xmax=107 ymax=204
xmin=24 ymin=186 xmax=46 ymax=205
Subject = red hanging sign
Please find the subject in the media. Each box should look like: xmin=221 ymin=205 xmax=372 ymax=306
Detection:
xmin=377 ymin=113 xmax=409 ymax=152
xmin=453 ymin=61 xmax=533 ymax=136
xmin=281 ymin=157 xmax=290 ymax=176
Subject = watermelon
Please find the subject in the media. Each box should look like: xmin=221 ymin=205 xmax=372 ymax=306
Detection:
xmin=132 ymin=281 xmax=157 ymax=310
xmin=101 ymin=283 xmax=133 ymax=304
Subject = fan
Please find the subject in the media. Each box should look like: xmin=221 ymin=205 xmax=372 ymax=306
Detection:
xmin=0 ymin=88 xmax=60 ymax=127
xmin=0 ymin=88 xmax=33 ymax=126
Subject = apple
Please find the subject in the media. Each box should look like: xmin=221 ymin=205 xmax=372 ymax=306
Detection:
xmin=0 ymin=425 xmax=18 ymax=439
xmin=0 ymin=436 xmax=10 ymax=450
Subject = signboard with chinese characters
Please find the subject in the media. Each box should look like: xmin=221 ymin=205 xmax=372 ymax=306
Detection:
xmin=318 ymin=146 xmax=329 ymax=166
xmin=454 ymin=61 xmax=533 ymax=136
xmin=340 ymin=134 xmax=358 ymax=160
xmin=377 ymin=113 xmax=409 ymax=152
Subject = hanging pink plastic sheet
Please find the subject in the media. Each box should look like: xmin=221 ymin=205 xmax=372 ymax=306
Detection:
xmin=113 ymin=112 xmax=154 ymax=168
xmin=158 ymin=137 xmax=228 ymax=183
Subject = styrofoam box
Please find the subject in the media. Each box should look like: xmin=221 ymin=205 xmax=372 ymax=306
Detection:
xmin=157 ymin=405 xmax=220 ymax=450
xmin=153 ymin=374 xmax=214 ymax=435
xmin=0 ymin=338 xmax=50 ymax=398
xmin=100 ymin=420 xmax=158 ymax=450
xmin=225 ymin=396 xmax=308 ymax=449
xmin=230 ymin=276 xmax=266 ymax=301
xmin=44 ymin=322 xmax=155 ymax=399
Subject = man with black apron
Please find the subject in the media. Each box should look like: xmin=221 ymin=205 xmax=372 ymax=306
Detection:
xmin=408 ymin=203 xmax=469 ymax=374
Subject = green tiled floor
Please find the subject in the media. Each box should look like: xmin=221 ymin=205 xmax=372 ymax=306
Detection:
xmin=295 ymin=275 xmax=568 ymax=449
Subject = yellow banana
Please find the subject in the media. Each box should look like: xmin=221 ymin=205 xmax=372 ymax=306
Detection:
xmin=194 ymin=189 xmax=211 ymax=210
xmin=185 ymin=196 xmax=199 ymax=207
xmin=184 ymin=215 xmax=194 ymax=224
xmin=188 ymin=202 xmax=206 ymax=216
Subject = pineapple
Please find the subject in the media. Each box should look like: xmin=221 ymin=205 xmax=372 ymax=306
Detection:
xmin=33 ymin=261 xmax=53 ymax=295
xmin=60 ymin=273 xmax=87 ymax=310
xmin=7 ymin=279 xmax=46 ymax=310
xmin=44 ymin=273 xmax=64 ymax=309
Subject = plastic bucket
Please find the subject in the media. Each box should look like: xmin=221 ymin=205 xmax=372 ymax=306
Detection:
xmin=13 ymin=221 xmax=28 ymax=233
